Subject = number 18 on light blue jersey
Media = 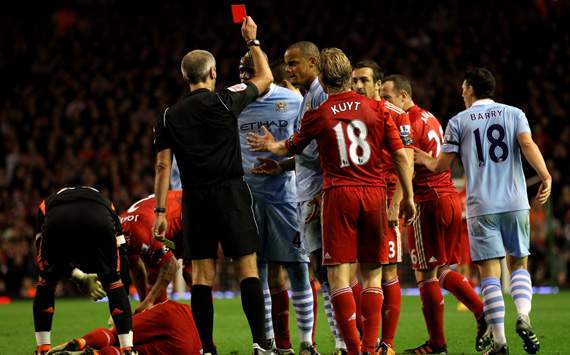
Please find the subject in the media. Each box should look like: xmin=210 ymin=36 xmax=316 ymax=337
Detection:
xmin=442 ymin=100 xmax=531 ymax=218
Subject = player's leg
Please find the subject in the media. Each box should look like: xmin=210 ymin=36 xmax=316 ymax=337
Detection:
xmin=380 ymin=263 xmax=400 ymax=353
xmin=323 ymin=187 xmax=362 ymax=355
xmin=503 ymin=210 xmax=539 ymax=354
xmin=380 ymin=214 xmax=403 ymax=353
xmin=469 ymin=213 xmax=509 ymax=353
xmin=358 ymin=263 xmax=383 ymax=354
xmin=285 ymin=262 xmax=316 ymax=353
xmin=33 ymin=277 xmax=57 ymax=355
xmin=261 ymin=263 xmax=277 ymax=348
xmin=404 ymin=202 xmax=447 ymax=354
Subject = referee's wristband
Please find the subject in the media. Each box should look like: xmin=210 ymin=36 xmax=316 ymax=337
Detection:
xmin=154 ymin=207 xmax=166 ymax=214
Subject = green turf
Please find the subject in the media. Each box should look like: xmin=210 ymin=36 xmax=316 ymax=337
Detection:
xmin=1 ymin=292 xmax=568 ymax=354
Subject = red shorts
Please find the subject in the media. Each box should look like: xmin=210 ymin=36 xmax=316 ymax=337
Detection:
xmin=406 ymin=194 xmax=462 ymax=270
xmin=458 ymin=219 xmax=472 ymax=264
xmin=322 ymin=186 xmax=389 ymax=265
xmin=386 ymin=197 xmax=403 ymax=264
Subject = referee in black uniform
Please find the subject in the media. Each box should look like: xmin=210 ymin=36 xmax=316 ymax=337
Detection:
xmin=152 ymin=17 xmax=274 ymax=355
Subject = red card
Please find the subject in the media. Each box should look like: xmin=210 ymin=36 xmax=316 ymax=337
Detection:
xmin=231 ymin=4 xmax=247 ymax=24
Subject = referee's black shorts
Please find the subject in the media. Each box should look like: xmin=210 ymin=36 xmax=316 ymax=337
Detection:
xmin=183 ymin=178 xmax=258 ymax=260
xmin=38 ymin=201 xmax=121 ymax=284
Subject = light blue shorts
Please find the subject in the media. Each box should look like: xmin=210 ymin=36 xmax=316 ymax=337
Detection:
xmin=253 ymin=199 xmax=309 ymax=263
xmin=298 ymin=199 xmax=322 ymax=255
xmin=467 ymin=209 xmax=530 ymax=262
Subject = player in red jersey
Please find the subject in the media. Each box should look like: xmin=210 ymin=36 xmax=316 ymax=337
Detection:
xmin=352 ymin=60 xmax=413 ymax=355
xmin=120 ymin=190 xmax=190 ymax=313
xmin=248 ymin=48 xmax=415 ymax=355
xmin=381 ymin=75 xmax=490 ymax=354
xmin=47 ymin=300 xmax=202 ymax=355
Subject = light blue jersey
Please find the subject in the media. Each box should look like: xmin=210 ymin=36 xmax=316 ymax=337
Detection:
xmin=170 ymin=155 xmax=182 ymax=190
xmin=239 ymin=84 xmax=303 ymax=204
xmin=295 ymin=78 xmax=328 ymax=202
xmin=442 ymin=99 xmax=531 ymax=218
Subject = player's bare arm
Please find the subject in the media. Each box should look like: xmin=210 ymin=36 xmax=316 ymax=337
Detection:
xmin=152 ymin=149 xmax=172 ymax=240
xmin=389 ymin=147 xmax=414 ymax=226
xmin=517 ymin=132 xmax=552 ymax=204
xmin=247 ymin=126 xmax=290 ymax=156
xmin=414 ymin=147 xmax=456 ymax=173
xmin=241 ymin=16 xmax=273 ymax=95
xmin=135 ymin=257 xmax=179 ymax=314
xmin=129 ymin=256 xmax=149 ymax=300
xmin=391 ymin=147 xmax=416 ymax=224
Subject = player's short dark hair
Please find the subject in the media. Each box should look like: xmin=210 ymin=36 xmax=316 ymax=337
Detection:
xmin=287 ymin=41 xmax=320 ymax=59
xmin=464 ymin=68 xmax=495 ymax=99
xmin=270 ymin=60 xmax=288 ymax=84
xmin=353 ymin=60 xmax=384 ymax=82
xmin=383 ymin=74 xmax=413 ymax=97
xmin=181 ymin=50 xmax=216 ymax=84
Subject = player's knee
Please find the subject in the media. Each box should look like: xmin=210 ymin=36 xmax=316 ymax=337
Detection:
xmin=98 ymin=272 xmax=122 ymax=288
xmin=382 ymin=264 xmax=399 ymax=281
xmin=235 ymin=253 xmax=259 ymax=280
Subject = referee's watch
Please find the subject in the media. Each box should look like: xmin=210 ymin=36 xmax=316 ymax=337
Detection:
xmin=247 ymin=39 xmax=260 ymax=47
xmin=154 ymin=207 xmax=166 ymax=214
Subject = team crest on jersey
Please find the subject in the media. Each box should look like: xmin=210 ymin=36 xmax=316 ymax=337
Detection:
xmin=227 ymin=83 xmax=248 ymax=92
xmin=275 ymin=101 xmax=288 ymax=112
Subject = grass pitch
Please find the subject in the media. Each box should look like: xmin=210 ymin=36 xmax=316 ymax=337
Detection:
xmin=1 ymin=292 xmax=568 ymax=354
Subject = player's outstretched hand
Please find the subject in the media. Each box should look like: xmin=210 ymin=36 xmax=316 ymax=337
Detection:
xmin=241 ymin=16 xmax=257 ymax=42
xmin=251 ymin=157 xmax=283 ymax=176
xmin=400 ymin=197 xmax=416 ymax=225
xmin=152 ymin=213 xmax=167 ymax=242
xmin=535 ymin=176 xmax=552 ymax=205
xmin=413 ymin=147 xmax=432 ymax=166
xmin=247 ymin=126 xmax=275 ymax=152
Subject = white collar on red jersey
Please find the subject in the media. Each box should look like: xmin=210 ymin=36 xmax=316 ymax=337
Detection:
xmin=472 ymin=98 xmax=495 ymax=106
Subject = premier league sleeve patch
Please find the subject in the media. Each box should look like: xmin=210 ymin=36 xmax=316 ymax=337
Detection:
xmin=399 ymin=124 xmax=413 ymax=145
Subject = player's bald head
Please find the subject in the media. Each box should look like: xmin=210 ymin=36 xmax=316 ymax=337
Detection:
xmin=181 ymin=50 xmax=216 ymax=84
xmin=287 ymin=41 xmax=320 ymax=60
xmin=319 ymin=48 xmax=352 ymax=91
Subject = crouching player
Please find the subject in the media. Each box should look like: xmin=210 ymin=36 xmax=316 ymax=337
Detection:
xmin=120 ymin=190 xmax=191 ymax=313
xmin=47 ymin=300 xmax=202 ymax=355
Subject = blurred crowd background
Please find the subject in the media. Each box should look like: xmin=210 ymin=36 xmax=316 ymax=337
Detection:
xmin=1 ymin=0 xmax=569 ymax=298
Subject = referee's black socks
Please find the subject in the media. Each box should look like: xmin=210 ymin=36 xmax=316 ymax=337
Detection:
xmin=240 ymin=277 xmax=272 ymax=350
xmin=191 ymin=284 xmax=217 ymax=354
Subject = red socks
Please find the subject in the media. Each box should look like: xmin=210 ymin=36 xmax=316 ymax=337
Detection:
xmin=360 ymin=287 xmax=383 ymax=353
xmin=382 ymin=277 xmax=401 ymax=347
xmin=439 ymin=269 xmax=484 ymax=318
xmin=350 ymin=279 xmax=363 ymax=335
xmin=331 ymin=287 xmax=360 ymax=355
xmin=419 ymin=278 xmax=446 ymax=347
xmin=271 ymin=288 xmax=291 ymax=350
xmin=83 ymin=328 xmax=116 ymax=349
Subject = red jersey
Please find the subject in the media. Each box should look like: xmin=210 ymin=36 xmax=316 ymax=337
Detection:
xmin=407 ymin=105 xmax=456 ymax=201
xmin=286 ymin=91 xmax=404 ymax=190
xmin=120 ymin=190 xmax=183 ymax=268
xmin=379 ymin=99 xmax=414 ymax=199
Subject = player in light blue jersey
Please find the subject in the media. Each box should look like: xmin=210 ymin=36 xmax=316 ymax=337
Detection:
xmin=254 ymin=42 xmax=346 ymax=354
xmin=415 ymin=68 xmax=551 ymax=355
xmin=238 ymin=52 xmax=316 ymax=355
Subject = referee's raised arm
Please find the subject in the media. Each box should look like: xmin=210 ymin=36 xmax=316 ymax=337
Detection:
xmin=241 ymin=16 xmax=273 ymax=95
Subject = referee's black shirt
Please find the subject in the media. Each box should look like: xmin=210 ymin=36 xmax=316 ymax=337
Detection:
xmin=154 ymin=82 xmax=259 ymax=188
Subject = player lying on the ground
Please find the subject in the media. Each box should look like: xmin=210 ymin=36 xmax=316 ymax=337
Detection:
xmin=34 ymin=186 xmax=134 ymax=355
xmin=120 ymin=190 xmax=191 ymax=313
xmin=47 ymin=300 xmax=202 ymax=355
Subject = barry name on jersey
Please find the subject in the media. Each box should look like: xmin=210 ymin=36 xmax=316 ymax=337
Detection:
xmin=469 ymin=108 xmax=504 ymax=120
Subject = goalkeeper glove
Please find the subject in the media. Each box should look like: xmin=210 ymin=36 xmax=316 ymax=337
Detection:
xmin=71 ymin=269 xmax=107 ymax=301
